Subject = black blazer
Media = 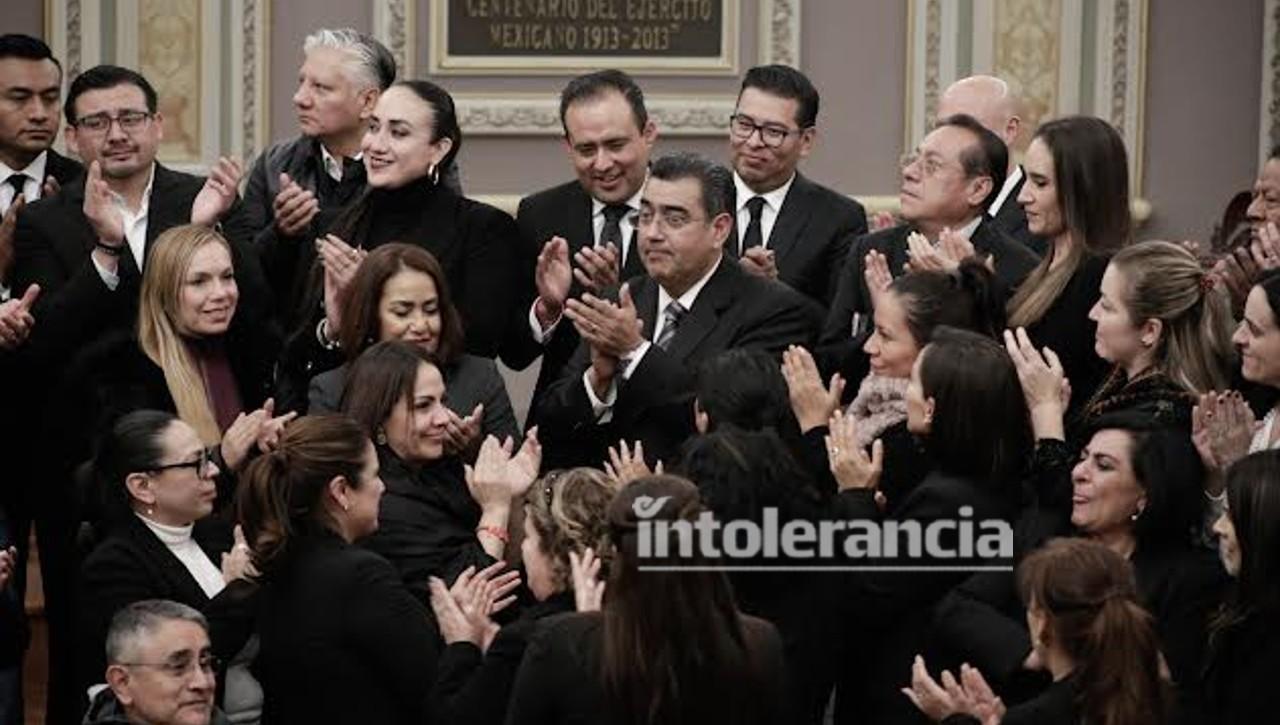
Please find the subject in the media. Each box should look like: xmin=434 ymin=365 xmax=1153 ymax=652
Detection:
xmin=42 ymin=148 xmax=84 ymax=189
xmin=504 ymin=180 xmax=645 ymax=448
xmin=942 ymin=676 xmax=1079 ymax=725
xmin=359 ymin=448 xmax=497 ymax=598
xmin=1202 ymin=607 xmax=1280 ymax=725
xmin=505 ymin=611 xmax=789 ymax=725
xmin=535 ymin=257 xmax=821 ymax=466
xmin=728 ymin=173 xmax=868 ymax=307
xmin=76 ymin=513 xmax=234 ymax=699
xmin=11 ymin=163 xmax=271 ymax=366
xmin=253 ymin=530 xmax=442 ymax=725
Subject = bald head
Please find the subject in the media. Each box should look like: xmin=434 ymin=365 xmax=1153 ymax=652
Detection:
xmin=937 ymin=75 xmax=1020 ymax=154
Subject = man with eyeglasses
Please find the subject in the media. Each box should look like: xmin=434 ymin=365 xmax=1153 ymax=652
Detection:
xmin=536 ymin=152 xmax=820 ymax=466
xmin=504 ymin=69 xmax=658 ymax=465
xmin=726 ymin=65 xmax=867 ymax=308
xmin=85 ymin=599 xmax=228 ymax=725
xmin=817 ymin=114 xmax=1039 ymax=384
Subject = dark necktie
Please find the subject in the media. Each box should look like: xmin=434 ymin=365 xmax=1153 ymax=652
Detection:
xmin=600 ymin=203 xmax=630 ymax=257
xmin=4 ymin=174 xmax=28 ymax=212
xmin=740 ymin=196 xmax=766 ymax=254
xmin=654 ymin=300 xmax=687 ymax=351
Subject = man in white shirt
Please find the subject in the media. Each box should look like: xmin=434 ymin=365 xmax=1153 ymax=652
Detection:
xmin=535 ymin=152 xmax=820 ymax=466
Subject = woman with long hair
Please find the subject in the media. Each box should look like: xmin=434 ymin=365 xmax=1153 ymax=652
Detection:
xmin=910 ymin=538 xmax=1172 ymax=725
xmin=298 ymin=243 xmax=518 ymax=453
xmin=340 ymin=341 xmax=539 ymax=595
xmin=824 ymin=326 xmax=1032 ymax=724
xmin=1007 ymin=116 xmax=1131 ymax=415
xmin=1202 ymin=450 xmax=1280 ymax=722
xmin=505 ymin=475 xmax=788 ymax=725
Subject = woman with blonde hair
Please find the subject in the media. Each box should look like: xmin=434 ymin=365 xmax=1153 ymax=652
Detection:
xmin=63 ymin=224 xmax=286 ymax=478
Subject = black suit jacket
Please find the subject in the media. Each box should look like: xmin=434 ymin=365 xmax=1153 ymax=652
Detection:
xmin=43 ymin=148 xmax=84 ymax=188
xmin=536 ymin=256 xmax=821 ymax=466
xmin=986 ymin=169 xmax=1046 ymax=255
xmin=505 ymin=181 xmax=644 ymax=451
xmin=730 ymin=173 xmax=867 ymax=306
xmin=11 ymin=163 xmax=270 ymax=365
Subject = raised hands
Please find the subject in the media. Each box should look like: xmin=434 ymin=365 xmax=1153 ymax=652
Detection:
xmin=902 ymin=656 xmax=1005 ymax=725
xmin=220 ymin=525 xmax=258 ymax=583
xmin=191 ymin=156 xmax=244 ymax=227
xmin=272 ymin=173 xmax=319 ymax=237
xmin=465 ymin=429 xmax=544 ymax=510
xmin=739 ymin=247 xmax=779 ymax=280
xmin=781 ymin=345 xmax=845 ymax=433
xmin=565 ymin=283 xmax=645 ymax=359
xmin=0 ymin=545 xmax=16 ymax=590
xmin=428 ymin=561 xmax=521 ymax=652
xmin=1003 ymin=328 xmax=1068 ymax=441
xmin=864 ymin=249 xmax=894 ymax=311
xmin=826 ymin=409 xmax=883 ymax=492
xmin=604 ymin=439 xmax=660 ymax=486
xmin=84 ymin=161 xmax=124 ymax=246
xmin=0 ymin=284 xmax=39 ymax=350
xmin=443 ymin=404 xmax=485 ymax=459
xmin=573 ymin=243 xmax=620 ymax=294
xmin=1192 ymin=391 xmax=1257 ymax=474
xmin=534 ymin=236 xmax=572 ymax=328
xmin=220 ymin=398 xmax=298 ymax=470
xmin=316 ymin=234 xmax=367 ymax=335
xmin=904 ymin=228 xmax=980 ymax=274
xmin=569 ymin=547 xmax=606 ymax=612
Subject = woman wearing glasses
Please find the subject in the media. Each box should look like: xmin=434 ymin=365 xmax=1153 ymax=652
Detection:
xmin=76 ymin=410 xmax=259 ymax=722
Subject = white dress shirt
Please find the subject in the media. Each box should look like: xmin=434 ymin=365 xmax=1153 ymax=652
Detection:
xmin=987 ymin=164 xmax=1023 ymax=218
xmin=91 ymin=163 xmax=157 ymax=290
xmin=0 ymin=151 xmax=46 ymax=214
xmin=320 ymin=144 xmax=362 ymax=182
xmin=733 ymin=170 xmax=795 ymax=254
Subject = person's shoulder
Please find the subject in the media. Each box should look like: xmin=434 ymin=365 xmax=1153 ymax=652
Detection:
xmin=853 ymin=223 xmax=908 ymax=250
xmin=520 ymin=180 xmax=583 ymax=211
xmin=531 ymin=611 xmax=603 ymax=646
xmin=796 ymin=174 xmax=865 ymax=214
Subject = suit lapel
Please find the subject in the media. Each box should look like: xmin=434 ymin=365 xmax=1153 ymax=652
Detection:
xmin=768 ymin=174 xmax=813 ymax=265
xmin=567 ymin=184 xmax=595 ymax=253
xmin=663 ymin=258 xmax=735 ymax=361
xmin=144 ymin=164 xmax=190 ymax=261
xmin=633 ymin=277 xmax=661 ymax=340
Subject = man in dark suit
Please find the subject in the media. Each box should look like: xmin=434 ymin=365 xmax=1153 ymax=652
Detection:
xmin=504 ymin=70 xmax=657 ymax=454
xmin=820 ymin=114 xmax=1040 ymax=384
xmin=937 ymin=75 xmax=1043 ymax=253
xmin=536 ymin=152 xmax=820 ymax=466
xmin=727 ymin=65 xmax=867 ymax=307
xmin=0 ymin=34 xmax=83 ymax=301
xmin=8 ymin=65 xmax=260 ymax=725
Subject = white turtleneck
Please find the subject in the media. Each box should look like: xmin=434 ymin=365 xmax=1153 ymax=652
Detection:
xmin=138 ymin=514 xmax=226 ymax=598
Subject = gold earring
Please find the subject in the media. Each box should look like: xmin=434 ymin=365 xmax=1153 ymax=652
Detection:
xmin=375 ymin=428 xmax=388 ymax=446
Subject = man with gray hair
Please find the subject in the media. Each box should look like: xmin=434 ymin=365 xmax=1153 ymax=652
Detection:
xmin=936 ymin=75 xmax=1039 ymax=251
xmin=84 ymin=599 xmax=228 ymax=725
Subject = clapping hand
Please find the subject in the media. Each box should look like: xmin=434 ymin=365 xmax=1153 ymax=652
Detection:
xmin=443 ymin=404 xmax=485 ymax=459
xmin=428 ymin=561 xmax=520 ymax=652
xmin=220 ymin=525 xmax=258 ymax=583
xmin=534 ymin=236 xmax=572 ymax=327
xmin=317 ymin=234 xmax=367 ymax=334
xmin=272 ymin=173 xmax=319 ymax=237
xmin=83 ymin=161 xmax=124 ymax=245
xmin=1003 ymin=328 xmax=1067 ymax=441
xmin=220 ymin=398 xmax=297 ymax=470
xmin=465 ymin=429 xmax=543 ymax=509
xmin=1192 ymin=391 xmax=1257 ymax=473
xmin=864 ymin=249 xmax=894 ymax=311
xmin=903 ymin=656 xmax=1005 ymax=725
xmin=569 ymin=547 xmax=606 ymax=612
xmin=826 ymin=409 xmax=883 ymax=492
xmin=604 ymin=439 xmax=660 ymax=486
xmin=191 ymin=156 xmax=244 ymax=227
xmin=739 ymin=247 xmax=779 ymax=279
xmin=565 ymin=284 xmax=645 ymax=359
xmin=0 ymin=546 xmax=16 ymax=590
xmin=573 ymin=243 xmax=620 ymax=294
xmin=0 ymin=284 xmax=39 ymax=350
xmin=782 ymin=345 xmax=845 ymax=433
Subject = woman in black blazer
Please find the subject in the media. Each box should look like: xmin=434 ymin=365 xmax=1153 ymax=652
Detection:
xmin=1202 ymin=450 xmax=1280 ymax=723
xmin=1007 ymin=116 xmax=1133 ymax=417
xmin=934 ymin=412 xmax=1226 ymax=715
xmin=57 ymin=224 xmax=283 ymax=475
xmin=76 ymin=410 xmax=256 ymax=717
xmin=340 ymin=341 xmax=540 ymax=596
xmin=506 ymin=475 xmax=788 ymax=725
xmin=824 ymin=327 xmax=1033 ymax=725
xmin=910 ymin=538 xmax=1171 ymax=725
xmin=297 ymin=243 xmax=518 ymax=453
xmin=276 ymin=79 xmax=520 ymax=364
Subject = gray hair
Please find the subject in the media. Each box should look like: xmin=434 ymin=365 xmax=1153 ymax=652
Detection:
xmin=302 ymin=28 xmax=397 ymax=92
xmin=105 ymin=599 xmax=209 ymax=664
xmin=648 ymin=152 xmax=734 ymax=219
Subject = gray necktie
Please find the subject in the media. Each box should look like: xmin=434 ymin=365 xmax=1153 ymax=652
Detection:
xmin=654 ymin=300 xmax=687 ymax=351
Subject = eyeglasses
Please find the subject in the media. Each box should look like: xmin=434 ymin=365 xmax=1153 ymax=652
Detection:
xmin=150 ymin=447 xmax=218 ymax=479
xmin=729 ymin=113 xmax=804 ymax=148
xmin=899 ymin=151 xmax=961 ymax=179
xmin=631 ymin=208 xmax=708 ymax=232
xmin=119 ymin=652 xmax=219 ymax=679
xmin=73 ymin=110 xmax=153 ymax=135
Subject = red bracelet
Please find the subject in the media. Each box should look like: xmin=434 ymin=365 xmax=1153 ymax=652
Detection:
xmin=476 ymin=525 xmax=509 ymax=544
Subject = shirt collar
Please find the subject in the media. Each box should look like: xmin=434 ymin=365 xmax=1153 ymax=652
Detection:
xmin=956 ymin=214 xmax=984 ymax=240
xmin=733 ymin=170 xmax=795 ymax=214
xmin=657 ymin=256 xmax=722 ymax=316
xmin=988 ymin=164 xmax=1023 ymax=216
xmin=591 ymin=182 xmax=645 ymax=218
xmin=320 ymin=143 xmax=363 ymax=182
xmin=109 ymin=162 xmax=156 ymax=214
xmin=0 ymin=150 xmax=48 ymax=188
xmin=136 ymin=512 xmax=195 ymax=546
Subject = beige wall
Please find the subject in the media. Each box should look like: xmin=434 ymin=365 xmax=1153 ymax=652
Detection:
xmin=11 ymin=0 xmax=1265 ymax=243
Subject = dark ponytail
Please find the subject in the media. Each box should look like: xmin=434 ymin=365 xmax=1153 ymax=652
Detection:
xmin=236 ymin=415 xmax=369 ymax=574
xmin=94 ymin=410 xmax=180 ymax=526
xmin=891 ymin=258 xmax=1008 ymax=345
xmin=1019 ymin=538 xmax=1171 ymax=725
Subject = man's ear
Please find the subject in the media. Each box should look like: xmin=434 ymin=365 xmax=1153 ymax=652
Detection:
xmin=106 ymin=664 xmax=133 ymax=705
xmin=358 ymin=88 xmax=380 ymax=119
xmin=965 ymin=175 xmax=994 ymax=209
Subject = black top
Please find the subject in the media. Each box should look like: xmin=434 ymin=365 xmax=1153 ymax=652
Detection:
xmin=1022 ymin=253 xmax=1110 ymax=419
xmin=1202 ymin=606 xmax=1280 ymax=724
xmin=359 ymin=447 xmax=497 ymax=598
xmin=942 ymin=675 xmax=1079 ymax=725
xmin=253 ymin=530 xmax=442 ymax=725
xmin=505 ymin=611 xmax=789 ymax=725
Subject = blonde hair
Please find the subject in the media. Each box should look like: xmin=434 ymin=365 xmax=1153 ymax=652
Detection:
xmin=525 ymin=468 xmax=618 ymax=592
xmin=1007 ymin=240 xmax=1085 ymax=328
xmin=1110 ymin=240 xmax=1234 ymax=394
xmin=137 ymin=225 xmax=232 ymax=445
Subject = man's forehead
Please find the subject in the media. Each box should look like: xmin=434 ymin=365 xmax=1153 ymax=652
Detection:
xmin=1258 ymin=159 xmax=1280 ymax=188
xmin=76 ymin=84 xmax=147 ymax=109
xmin=641 ymin=177 xmax=700 ymax=208
xmin=0 ymin=57 xmax=61 ymax=89
xmin=140 ymin=620 xmax=210 ymax=654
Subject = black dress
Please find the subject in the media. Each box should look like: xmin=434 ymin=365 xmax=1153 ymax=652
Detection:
xmin=1023 ymin=254 xmax=1110 ymax=420
xmin=1201 ymin=606 xmax=1280 ymax=725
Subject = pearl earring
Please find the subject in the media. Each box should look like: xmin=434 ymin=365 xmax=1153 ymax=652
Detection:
xmin=375 ymin=428 xmax=388 ymax=446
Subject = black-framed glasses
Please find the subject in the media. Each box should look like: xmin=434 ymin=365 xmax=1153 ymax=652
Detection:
xmin=73 ymin=109 xmax=153 ymax=135
xmin=728 ymin=113 xmax=804 ymax=148
xmin=150 ymin=447 xmax=218 ymax=478
xmin=119 ymin=652 xmax=220 ymax=678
